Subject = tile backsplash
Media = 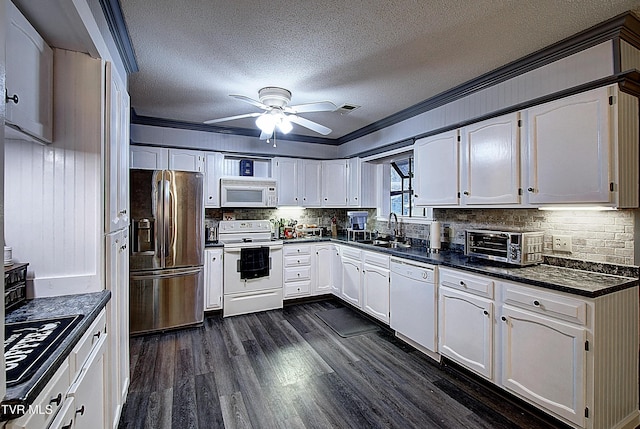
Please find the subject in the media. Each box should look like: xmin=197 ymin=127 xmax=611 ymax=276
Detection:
xmin=208 ymin=207 xmax=639 ymax=266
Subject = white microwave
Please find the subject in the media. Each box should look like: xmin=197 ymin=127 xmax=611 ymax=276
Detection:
xmin=220 ymin=177 xmax=278 ymax=207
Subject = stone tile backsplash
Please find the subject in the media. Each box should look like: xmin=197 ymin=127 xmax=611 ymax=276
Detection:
xmin=208 ymin=207 xmax=638 ymax=266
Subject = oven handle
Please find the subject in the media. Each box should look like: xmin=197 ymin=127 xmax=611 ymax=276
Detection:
xmin=223 ymin=245 xmax=282 ymax=252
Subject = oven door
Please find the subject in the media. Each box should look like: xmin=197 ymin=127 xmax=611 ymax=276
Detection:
xmin=223 ymin=244 xmax=283 ymax=293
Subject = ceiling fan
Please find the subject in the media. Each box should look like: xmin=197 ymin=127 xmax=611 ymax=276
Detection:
xmin=204 ymin=87 xmax=336 ymax=141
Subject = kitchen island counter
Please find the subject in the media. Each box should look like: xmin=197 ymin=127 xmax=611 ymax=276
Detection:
xmin=1 ymin=290 xmax=111 ymax=420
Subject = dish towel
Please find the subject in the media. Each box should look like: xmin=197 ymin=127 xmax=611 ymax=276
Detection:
xmin=239 ymin=247 xmax=270 ymax=279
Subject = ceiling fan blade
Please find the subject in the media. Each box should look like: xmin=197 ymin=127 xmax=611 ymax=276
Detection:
xmin=259 ymin=129 xmax=272 ymax=140
xmin=285 ymin=101 xmax=337 ymax=114
xmin=287 ymin=114 xmax=332 ymax=135
xmin=230 ymin=94 xmax=271 ymax=110
xmin=203 ymin=112 xmax=262 ymax=124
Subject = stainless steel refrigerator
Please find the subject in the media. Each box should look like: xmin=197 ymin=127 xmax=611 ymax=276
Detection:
xmin=129 ymin=169 xmax=204 ymax=335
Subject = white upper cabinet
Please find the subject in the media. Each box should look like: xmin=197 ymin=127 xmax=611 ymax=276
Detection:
xmin=414 ymin=130 xmax=459 ymax=206
xmin=168 ymin=148 xmax=205 ymax=172
xmin=5 ymin=0 xmax=53 ymax=143
xmin=205 ymin=152 xmax=224 ymax=208
xmin=273 ymin=157 xmax=302 ymax=206
xmin=322 ymin=159 xmax=348 ymax=207
xmin=130 ymin=146 xmax=168 ymax=170
xmin=347 ymin=158 xmax=377 ymax=207
xmin=302 ymin=159 xmax=322 ymax=207
xmin=460 ymin=113 xmax=520 ymax=205
xmin=105 ymin=62 xmax=130 ymax=233
xmin=524 ymin=87 xmax=611 ymax=205
xmin=521 ymin=85 xmax=640 ymax=207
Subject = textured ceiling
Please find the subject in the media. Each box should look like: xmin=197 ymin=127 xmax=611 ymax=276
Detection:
xmin=120 ymin=0 xmax=640 ymax=141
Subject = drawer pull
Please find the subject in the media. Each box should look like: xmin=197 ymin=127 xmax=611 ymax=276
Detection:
xmin=483 ymin=310 xmax=489 ymax=316
xmin=459 ymin=281 xmax=466 ymax=287
xmin=533 ymin=300 xmax=540 ymax=306
xmin=93 ymin=331 xmax=102 ymax=339
xmin=5 ymin=91 xmax=18 ymax=104
xmin=501 ymin=316 xmax=507 ymax=322
xmin=61 ymin=420 xmax=74 ymax=429
xmin=50 ymin=392 xmax=62 ymax=406
xmin=76 ymin=405 xmax=85 ymax=416
xmin=527 ymin=187 xmax=535 ymax=192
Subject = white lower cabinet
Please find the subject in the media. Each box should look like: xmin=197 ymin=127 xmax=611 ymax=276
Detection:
xmin=361 ymin=251 xmax=390 ymax=323
xmin=438 ymin=266 xmax=639 ymax=429
xmin=439 ymin=286 xmax=494 ymax=379
xmin=204 ymin=248 xmax=223 ymax=310
xmin=331 ymin=245 xmax=342 ymax=296
xmin=283 ymin=244 xmax=313 ymax=299
xmin=314 ymin=244 xmax=333 ymax=295
xmin=500 ymin=304 xmax=586 ymax=427
xmin=341 ymin=247 xmax=362 ymax=307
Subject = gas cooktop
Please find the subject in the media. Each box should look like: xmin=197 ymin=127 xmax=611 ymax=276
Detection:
xmin=5 ymin=315 xmax=84 ymax=386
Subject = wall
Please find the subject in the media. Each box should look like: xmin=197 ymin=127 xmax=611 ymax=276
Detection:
xmin=374 ymin=208 xmax=638 ymax=266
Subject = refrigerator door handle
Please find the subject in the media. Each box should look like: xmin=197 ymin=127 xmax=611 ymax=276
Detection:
xmin=163 ymin=175 xmax=171 ymax=261
xmin=130 ymin=267 xmax=202 ymax=281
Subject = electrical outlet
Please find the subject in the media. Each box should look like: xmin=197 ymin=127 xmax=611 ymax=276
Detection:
xmin=553 ymin=235 xmax=572 ymax=252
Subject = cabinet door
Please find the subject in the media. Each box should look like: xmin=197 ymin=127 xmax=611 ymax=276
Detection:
xmin=439 ymin=286 xmax=493 ymax=379
xmin=130 ymin=146 xmax=168 ymax=170
xmin=204 ymin=249 xmax=223 ymax=310
xmin=274 ymin=157 xmax=301 ymax=206
xmin=414 ymin=130 xmax=459 ymax=206
xmin=105 ymin=63 xmax=130 ymax=232
xmin=460 ymin=113 xmax=520 ymax=205
xmin=499 ymin=305 xmax=586 ymax=426
xmin=5 ymin=0 xmax=53 ymax=142
xmin=347 ymin=158 xmax=361 ymax=206
xmin=302 ymin=160 xmax=322 ymax=207
xmin=524 ymin=87 xmax=611 ymax=205
xmin=322 ymin=160 xmax=348 ymax=207
xmin=362 ymin=263 xmax=390 ymax=323
xmin=341 ymin=257 xmax=361 ymax=307
xmin=331 ymin=246 xmax=342 ymax=296
xmin=205 ymin=152 xmax=224 ymax=208
xmin=169 ymin=149 xmax=205 ymax=172
xmin=67 ymin=335 xmax=107 ymax=429
xmin=314 ymin=244 xmax=332 ymax=295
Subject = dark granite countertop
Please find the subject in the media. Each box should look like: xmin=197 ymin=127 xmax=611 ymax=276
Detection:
xmin=2 ymin=290 xmax=111 ymax=420
xmin=282 ymin=237 xmax=638 ymax=298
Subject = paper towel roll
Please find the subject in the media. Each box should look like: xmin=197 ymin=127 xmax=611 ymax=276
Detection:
xmin=430 ymin=221 xmax=441 ymax=251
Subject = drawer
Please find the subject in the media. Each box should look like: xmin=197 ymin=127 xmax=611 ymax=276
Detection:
xmin=362 ymin=251 xmax=390 ymax=269
xmin=341 ymin=247 xmax=362 ymax=260
xmin=503 ymin=283 xmax=587 ymax=326
xmin=284 ymin=254 xmax=312 ymax=268
xmin=284 ymin=280 xmax=312 ymax=298
xmin=439 ymin=267 xmax=494 ymax=299
xmin=284 ymin=266 xmax=311 ymax=282
xmin=283 ymin=245 xmax=313 ymax=256
xmin=47 ymin=397 xmax=75 ymax=429
xmin=6 ymin=359 xmax=70 ymax=429
xmin=69 ymin=309 xmax=106 ymax=378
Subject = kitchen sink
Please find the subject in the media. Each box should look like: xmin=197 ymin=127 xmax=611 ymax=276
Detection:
xmin=372 ymin=240 xmax=411 ymax=249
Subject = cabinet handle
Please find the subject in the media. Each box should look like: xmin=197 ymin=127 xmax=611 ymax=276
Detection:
xmin=533 ymin=300 xmax=540 ymax=306
xmin=527 ymin=187 xmax=535 ymax=192
xmin=5 ymin=91 xmax=18 ymax=104
xmin=483 ymin=310 xmax=489 ymax=316
xmin=119 ymin=209 xmax=127 ymax=215
xmin=463 ymin=191 xmax=469 ymax=196
xmin=414 ymin=194 xmax=419 ymax=198
xmin=50 ymin=392 xmax=62 ymax=406
xmin=76 ymin=405 xmax=85 ymax=416
xmin=61 ymin=420 xmax=74 ymax=429
xmin=459 ymin=281 xmax=466 ymax=287
xmin=212 ymin=257 xmax=216 ymax=261
xmin=93 ymin=330 xmax=102 ymax=339
xmin=501 ymin=316 xmax=507 ymax=322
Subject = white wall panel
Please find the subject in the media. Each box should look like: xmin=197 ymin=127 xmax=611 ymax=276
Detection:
xmin=131 ymin=124 xmax=339 ymax=159
xmin=339 ymin=41 xmax=615 ymax=158
xmin=4 ymin=49 xmax=102 ymax=297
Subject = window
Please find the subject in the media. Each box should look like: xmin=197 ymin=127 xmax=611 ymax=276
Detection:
xmin=390 ymin=157 xmax=414 ymax=216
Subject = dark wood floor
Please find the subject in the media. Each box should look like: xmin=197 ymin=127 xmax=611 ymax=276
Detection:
xmin=118 ymin=299 xmax=571 ymax=429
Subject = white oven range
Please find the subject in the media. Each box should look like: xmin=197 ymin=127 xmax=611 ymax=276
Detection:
xmin=218 ymin=220 xmax=283 ymax=317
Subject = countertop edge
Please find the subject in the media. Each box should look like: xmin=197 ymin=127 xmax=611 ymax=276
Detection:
xmin=1 ymin=290 xmax=111 ymax=421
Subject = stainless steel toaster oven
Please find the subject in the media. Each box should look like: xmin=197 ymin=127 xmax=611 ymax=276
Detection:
xmin=465 ymin=229 xmax=544 ymax=266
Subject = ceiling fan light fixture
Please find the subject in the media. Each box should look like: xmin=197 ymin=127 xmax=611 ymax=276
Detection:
xmin=256 ymin=113 xmax=276 ymax=134
xmin=277 ymin=116 xmax=293 ymax=134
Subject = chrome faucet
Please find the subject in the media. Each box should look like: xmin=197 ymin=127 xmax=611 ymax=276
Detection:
xmin=388 ymin=212 xmax=398 ymax=240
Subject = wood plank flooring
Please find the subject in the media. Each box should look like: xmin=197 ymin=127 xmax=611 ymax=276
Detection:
xmin=118 ymin=299 xmax=571 ymax=429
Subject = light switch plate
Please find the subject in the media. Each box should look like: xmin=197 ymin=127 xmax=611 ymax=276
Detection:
xmin=553 ymin=235 xmax=572 ymax=252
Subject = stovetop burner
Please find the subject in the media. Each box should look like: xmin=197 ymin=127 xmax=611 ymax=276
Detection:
xmin=5 ymin=315 xmax=84 ymax=386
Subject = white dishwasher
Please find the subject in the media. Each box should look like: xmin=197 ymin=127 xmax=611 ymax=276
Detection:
xmin=390 ymin=257 xmax=437 ymax=354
